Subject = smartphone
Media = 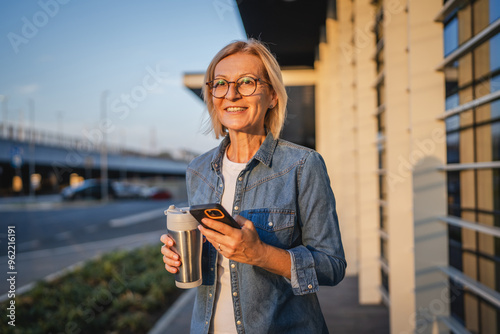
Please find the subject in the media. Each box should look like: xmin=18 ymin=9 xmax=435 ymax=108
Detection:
xmin=189 ymin=203 xmax=241 ymax=231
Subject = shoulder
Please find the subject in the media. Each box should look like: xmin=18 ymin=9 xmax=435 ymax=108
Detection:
xmin=271 ymin=140 xmax=329 ymax=179
xmin=274 ymin=139 xmax=320 ymax=163
xmin=276 ymin=139 xmax=314 ymax=153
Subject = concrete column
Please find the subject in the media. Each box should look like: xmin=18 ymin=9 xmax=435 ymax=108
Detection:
xmin=382 ymin=0 xmax=416 ymax=332
xmin=353 ymin=0 xmax=381 ymax=304
xmin=336 ymin=0 xmax=359 ymax=276
xmin=407 ymin=0 xmax=448 ymax=333
xmin=316 ymin=0 xmax=359 ymax=276
xmin=316 ymin=17 xmax=339 ymax=164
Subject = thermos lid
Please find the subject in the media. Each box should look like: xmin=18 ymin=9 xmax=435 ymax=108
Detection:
xmin=165 ymin=205 xmax=199 ymax=230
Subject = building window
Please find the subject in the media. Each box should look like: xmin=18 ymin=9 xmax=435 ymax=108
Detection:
xmin=442 ymin=1 xmax=500 ymax=331
xmin=491 ymin=0 xmax=500 ymax=23
xmin=444 ymin=17 xmax=458 ymax=56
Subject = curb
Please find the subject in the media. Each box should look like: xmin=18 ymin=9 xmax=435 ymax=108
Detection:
xmin=148 ymin=288 xmax=196 ymax=334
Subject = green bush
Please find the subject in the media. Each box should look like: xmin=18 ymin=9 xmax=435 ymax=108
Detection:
xmin=0 ymin=244 xmax=182 ymax=334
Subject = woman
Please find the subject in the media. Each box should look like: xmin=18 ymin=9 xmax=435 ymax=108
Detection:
xmin=161 ymin=39 xmax=346 ymax=334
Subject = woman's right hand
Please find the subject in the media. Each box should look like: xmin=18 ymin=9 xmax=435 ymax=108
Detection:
xmin=160 ymin=234 xmax=181 ymax=274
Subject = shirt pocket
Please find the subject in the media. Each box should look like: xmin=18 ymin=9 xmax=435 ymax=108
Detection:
xmin=241 ymin=209 xmax=295 ymax=249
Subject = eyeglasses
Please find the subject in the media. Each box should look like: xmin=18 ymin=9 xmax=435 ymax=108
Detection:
xmin=206 ymin=76 xmax=270 ymax=99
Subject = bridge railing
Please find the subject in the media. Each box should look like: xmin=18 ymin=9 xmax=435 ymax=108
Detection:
xmin=0 ymin=123 xmax=123 ymax=154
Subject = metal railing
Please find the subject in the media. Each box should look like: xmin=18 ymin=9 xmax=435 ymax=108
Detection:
xmin=0 ymin=122 xmax=124 ymax=155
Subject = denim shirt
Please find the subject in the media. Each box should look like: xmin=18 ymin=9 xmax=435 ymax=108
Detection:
xmin=186 ymin=133 xmax=346 ymax=334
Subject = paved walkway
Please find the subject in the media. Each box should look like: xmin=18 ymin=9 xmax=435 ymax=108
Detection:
xmin=149 ymin=275 xmax=390 ymax=333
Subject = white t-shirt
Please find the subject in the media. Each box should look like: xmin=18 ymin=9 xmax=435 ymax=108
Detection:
xmin=209 ymin=151 xmax=247 ymax=334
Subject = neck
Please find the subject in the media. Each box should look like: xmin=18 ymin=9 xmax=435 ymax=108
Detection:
xmin=226 ymin=130 xmax=266 ymax=163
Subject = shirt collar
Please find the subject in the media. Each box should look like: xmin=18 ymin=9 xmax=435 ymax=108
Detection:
xmin=211 ymin=132 xmax=278 ymax=171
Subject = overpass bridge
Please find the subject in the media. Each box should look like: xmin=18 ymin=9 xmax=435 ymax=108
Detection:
xmin=0 ymin=125 xmax=188 ymax=196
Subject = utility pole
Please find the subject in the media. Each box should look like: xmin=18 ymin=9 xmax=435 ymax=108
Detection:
xmin=29 ymin=99 xmax=35 ymax=198
xmin=0 ymin=95 xmax=7 ymax=138
xmin=18 ymin=109 xmax=24 ymax=141
xmin=100 ymin=90 xmax=109 ymax=202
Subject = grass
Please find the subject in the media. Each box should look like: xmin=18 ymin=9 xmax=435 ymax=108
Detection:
xmin=0 ymin=244 xmax=182 ymax=334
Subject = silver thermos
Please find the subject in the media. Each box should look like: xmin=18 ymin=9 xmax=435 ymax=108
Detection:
xmin=165 ymin=205 xmax=203 ymax=288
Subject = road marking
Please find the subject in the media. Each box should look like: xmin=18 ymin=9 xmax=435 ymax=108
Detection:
xmin=17 ymin=239 xmax=41 ymax=250
xmin=109 ymin=208 xmax=166 ymax=227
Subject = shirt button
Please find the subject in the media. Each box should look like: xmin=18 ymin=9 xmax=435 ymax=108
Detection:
xmin=206 ymin=321 xmax=209 ymax=325
xmin=211 ymin=267 xmax=214 ymax=271
xmin=233 ymin=292 xmax=238 ymax=297
xmin=268 ymin=222 xmax=273 ymax=227
xmin=231 ymin=263 xmax=235 ymax=269
xmin=237 ymin=320 xmax=241 ymax=325
xmin=219 ymin=183 xmax=223 ymax=187
xmin=209 ymin=293 xmax=212 ymax=297
xmin=234 ymin=206 xmax=239 ymax=211
xmin=238 ymin=177 xmax=243 ymax=181
xmin=308 ymin=284 xmax=313 ymax=289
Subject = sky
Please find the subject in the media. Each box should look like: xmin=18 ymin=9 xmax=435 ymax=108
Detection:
xmin=0 ymin=0 xmax=246 ymax=156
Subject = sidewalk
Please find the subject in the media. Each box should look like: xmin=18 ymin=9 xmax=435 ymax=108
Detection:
xmin=149 ymin=275 xmax=390 ymax=333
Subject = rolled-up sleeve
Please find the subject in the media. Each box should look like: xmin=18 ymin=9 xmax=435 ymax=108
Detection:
xmin=288 ymin=151 xmax=346 ymax=295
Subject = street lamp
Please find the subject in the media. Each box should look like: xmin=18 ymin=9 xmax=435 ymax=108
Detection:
xmin=0 ymin=95 xmax=7 ymax=137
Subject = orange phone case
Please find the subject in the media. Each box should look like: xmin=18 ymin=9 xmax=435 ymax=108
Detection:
xmin=189 ymin=203 xmax=240 ymax=230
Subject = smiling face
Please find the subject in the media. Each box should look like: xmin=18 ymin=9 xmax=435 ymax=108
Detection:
xmin=212 ymin=53 xmax=277 ymax=136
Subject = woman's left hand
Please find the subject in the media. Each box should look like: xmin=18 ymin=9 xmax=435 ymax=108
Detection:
xmin=198 ymin=215 xmax=267 ymax=267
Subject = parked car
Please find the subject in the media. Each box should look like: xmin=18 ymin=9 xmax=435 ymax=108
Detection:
xmin=112 ymin=181 xmax=144 ymax=199
xmin=60 ymin=179 xmax=117 ymax=201
xmin=140 ymin=186 xmax=172 ymax=200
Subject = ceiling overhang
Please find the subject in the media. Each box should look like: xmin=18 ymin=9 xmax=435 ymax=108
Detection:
xmin=237 ymin=0 xmax=330 ymax=68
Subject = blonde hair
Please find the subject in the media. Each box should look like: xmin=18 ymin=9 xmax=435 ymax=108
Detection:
xmin=202 ymin=39 xmax=288 ymax=139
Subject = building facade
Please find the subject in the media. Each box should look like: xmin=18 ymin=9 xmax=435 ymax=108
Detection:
xmin=316 ymin=0 xmax=500 ymax=332
xmin=186 ymin=0 xmax=500 ymax=332
xmin=313 ymin=0 xmax=499 ymax=332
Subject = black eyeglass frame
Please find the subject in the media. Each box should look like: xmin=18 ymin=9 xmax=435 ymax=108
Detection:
xmin=205 ymin=76 xmax=271 ymax=99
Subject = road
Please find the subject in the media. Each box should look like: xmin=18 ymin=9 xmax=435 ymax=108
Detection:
xmin=0 ymin=197 xmax=187 ymax=299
